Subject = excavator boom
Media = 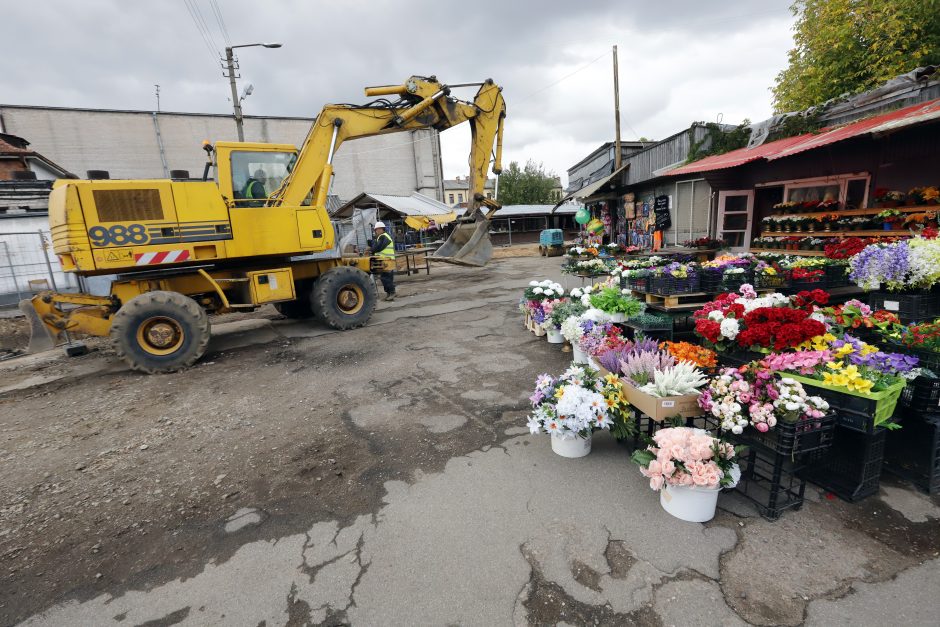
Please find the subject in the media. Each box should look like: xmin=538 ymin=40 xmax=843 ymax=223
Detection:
xmin=269 ymin=76 xmax=506 ymax=265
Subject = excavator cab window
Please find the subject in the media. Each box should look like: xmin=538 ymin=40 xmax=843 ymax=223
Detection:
xmin=230 ymin=150 xmax=297 ymax=206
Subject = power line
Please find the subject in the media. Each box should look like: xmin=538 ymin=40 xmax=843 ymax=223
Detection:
xmin=181 ymin=0 xmax=221 ymax=63
xmin=209 ymin=0 xmax=232 ymax=47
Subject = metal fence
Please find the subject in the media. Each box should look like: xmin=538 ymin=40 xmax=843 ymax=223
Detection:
xmin=0 ymin=231 xmax=80 ymax=307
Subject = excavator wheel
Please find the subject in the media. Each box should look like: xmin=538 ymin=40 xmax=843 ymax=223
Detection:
xmin=312 ymin=266 xmax=376 ymax=330
xmin=109 ymin=291 xmax=210 ymax=374
xmin=274 ymin=279 xmax=316 ymax=319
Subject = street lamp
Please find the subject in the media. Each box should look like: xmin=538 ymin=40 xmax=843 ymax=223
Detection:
xmin=224 ymin=42 xmax=282 ymax=141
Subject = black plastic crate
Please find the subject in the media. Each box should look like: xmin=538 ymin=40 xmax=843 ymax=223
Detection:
xmin=788 ymin=270 xmax=828 ymax=292
xmin=883 ymin=413 xmax=940 ymax=495
xmin=739 ymin=414 xmax=836 ymax=456
xmin=825 ymin=263 xmax=850 ymax=288
xmin=648 ymin=273 xmax=701 ymax=295
xmin=801 ymin=426 xmax=885 ymax=502
xmin=731 ymin=446 xmax=808 ymax=520
xmin=716 ymin=350 xmax=763 ymax=368
xmin=700 ymin=269 xmax=724 ymax=293
xmin=754 ymin=270 xmax=790 ymax=290
xmin=900 ymin=375 xmax=940 ymax=411
xmin=626 ymin=272 xmax=651 ymax=292
xmin=867 ymin=292 xmax=939 ymax=324
xmin=721 ymin=269 xmax=754 ymax=292
xmin=804 ymin=385 xmax=902 ymax=435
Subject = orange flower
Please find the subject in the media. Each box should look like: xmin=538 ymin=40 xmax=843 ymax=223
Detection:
xmin=659 ymin=341 xmax=717 ymax=368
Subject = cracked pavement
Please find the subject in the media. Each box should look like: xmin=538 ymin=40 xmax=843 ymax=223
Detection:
xmin=3 ymin=257 xmax=940 ymax=626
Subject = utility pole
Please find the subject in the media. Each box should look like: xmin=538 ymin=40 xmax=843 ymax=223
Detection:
xmin=154 ymin=84 xmax=161 ymax=112
xmin=224 ymin=48 xmax=244 ymax=141
xmin=613 ymin=45 xmax=622 ymax=170
xmin=222 ymin=42 xmax=282 ymax=142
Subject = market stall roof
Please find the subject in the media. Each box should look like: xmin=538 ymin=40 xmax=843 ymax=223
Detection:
xmin=333 ymin=191 xmax=457 ymax=229
xmin=551 ymin=164 xmax=628 ymax=212
xmin=492 ymin=204 xmax=577 ymax=217
xmin=664 ymin=98 xmax=940 ymax=177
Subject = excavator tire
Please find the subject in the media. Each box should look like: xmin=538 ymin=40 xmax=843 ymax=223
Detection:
xmin=274 ymin=279 xmax=316 ymax=319
xmin=109 ymin=291 xmax=210 ymax=374
xmin=312 ymin=266 xmax=376 ymax=330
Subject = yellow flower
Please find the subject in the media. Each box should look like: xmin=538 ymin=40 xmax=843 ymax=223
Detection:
xmin=835 ymin=345 xmax=854 ymax=358
xmin=604 ymin=373 xmax=621 ymax=386
xmin=765 ymin=268 xmax=777 ymax=276
xmin=555 ymin=388 xmax=565 ymax=399
xmin=852 ymin=379 xmax=874 ymax=393
xmin=826 ymin=361 xmax=844 ymax=370
xmin=859 ymin=344 xmax=878 ymax=356
xmin=831 ymin=374 xmax=850 ymax=387
xmin=843 ymin=365 xmax=860 ymax=378
xmin=823 ymin=333 xmax=836 ymax=342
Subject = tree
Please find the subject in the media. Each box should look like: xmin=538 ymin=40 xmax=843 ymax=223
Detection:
xmin=496 ymin=160 xmax=560 ymax=205
xmin=772 ymin=0 xmax=940 ymax=112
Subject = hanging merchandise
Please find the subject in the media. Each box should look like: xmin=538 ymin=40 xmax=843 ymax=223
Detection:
xmin=586 ymin=218 xmax=605 ymax=234
xmin=601 ymin=205 xmax=612 ymax=238
xmin=575 ymin=206 xmax=591 ymax=224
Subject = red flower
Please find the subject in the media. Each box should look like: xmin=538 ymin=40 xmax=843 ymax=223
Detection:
xmin=695 ymin=318 xmax=721 ymax=343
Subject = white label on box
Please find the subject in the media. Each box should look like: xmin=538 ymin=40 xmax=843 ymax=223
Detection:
xmin=269 ymin=274 xmax=278 ymax=290
xmin=883 ymin=300 xmax=899 ymax=311
xmin=661 ymin=400 xmax=676 ymax=408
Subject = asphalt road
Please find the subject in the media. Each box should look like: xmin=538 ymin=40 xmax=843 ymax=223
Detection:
xmin=1 ymin=256 xmax=939 ymax=626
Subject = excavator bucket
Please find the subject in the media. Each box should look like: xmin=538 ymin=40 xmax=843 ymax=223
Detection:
xmin=432 ymin=219 xmax=493 ymax=266
xmin=19 ymin=298 xmax=58 ymax=353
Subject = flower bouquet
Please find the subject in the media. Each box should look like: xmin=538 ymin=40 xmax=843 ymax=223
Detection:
xmin=523 ymin=280 xmax=566 ymax=335
xmin=631 ymin=427 xmax=740 ymax=522
xmin=616 ymin=346 xmax=707 ymax=420
xmin=877 ymin=209 xmax=905 ymax=230
xmin=693 ymin=285 xmax=827 ymax=354
xmin=682 ymin=237 xmax=725 ymax=250
xmin=699 ymin=366 xmax=833 ymax=456
xmin=661 ymin=341 xmax=717 ymax=370
xmin=545 ymin=301 xmax=583 ymax=344
xmin=874 ymin=188 xmax=905 ymax=208
xmin=526 ymin=365 xmax=625 ymax=457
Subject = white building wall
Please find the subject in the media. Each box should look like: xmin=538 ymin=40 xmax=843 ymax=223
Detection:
xmin=0 ymin=106 xmax=442 ymax=202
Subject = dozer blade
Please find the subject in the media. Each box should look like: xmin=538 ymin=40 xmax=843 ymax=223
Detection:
xmin=19 ymin=298 xmax=58 ymax=354
xmin=432 ymin=219 xmax=493 ymax=267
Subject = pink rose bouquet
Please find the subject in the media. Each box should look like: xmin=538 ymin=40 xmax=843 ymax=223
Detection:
xmin=631 ymin=427 xmax=739 ymax=491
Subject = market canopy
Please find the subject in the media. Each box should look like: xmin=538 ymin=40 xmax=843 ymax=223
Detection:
xmin=665 ymin=98 xmax=940 ymax=177
xmin=551 ymin=164 xmax=628 ymax=213
xmin=333 ymin=191 xmax=457 ymax=229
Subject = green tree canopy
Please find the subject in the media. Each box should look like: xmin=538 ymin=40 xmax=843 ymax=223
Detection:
xmin=496 ymin=160 xmax=560 ymax=205
xmin=773 ymin=0 xmax=940 ymax=112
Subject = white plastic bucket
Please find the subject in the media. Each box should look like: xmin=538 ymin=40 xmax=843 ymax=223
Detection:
xmin=659 ymin=483 xmax=720 ymax=522
xmin=551 ymin=432 xmax=592 ymax=458
xmin=572 ymin=346 xmax=588 ymax=363
xmin=547 ymin=328 xmax=564 ymax=344
xmin=609 ymin=312 xmax=626 ymax=323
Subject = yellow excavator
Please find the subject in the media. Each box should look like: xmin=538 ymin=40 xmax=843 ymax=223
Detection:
xmin=22 ymin=75 xmax=506 ymax=373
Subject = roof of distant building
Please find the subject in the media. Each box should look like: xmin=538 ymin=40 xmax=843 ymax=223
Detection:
xmin=333 ymin=191 xmax=453 ymax=218
xmin=443 ymin=177 xmax=495 ymax=190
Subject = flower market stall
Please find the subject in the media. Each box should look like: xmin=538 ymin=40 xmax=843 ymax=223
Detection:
xmin=519 ymin=238 xmax=940 ymax=521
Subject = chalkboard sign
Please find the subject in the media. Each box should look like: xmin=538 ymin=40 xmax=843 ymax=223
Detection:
xmin=653 ymin=195 xmax=671 ymax=231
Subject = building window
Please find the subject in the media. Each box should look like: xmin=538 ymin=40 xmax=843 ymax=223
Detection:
xmin=486 ymin=192 xmax=492 ymax=199
xmin=779 ymin=173 xmax=871 ymax=209
xmin=458 ymin=193 xmax=464 ymax=202
xmin=448 ymin=193 xmax=455 ymax=204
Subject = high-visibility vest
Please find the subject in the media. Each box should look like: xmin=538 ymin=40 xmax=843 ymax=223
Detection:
xmin=374 ymin=232 xmax=396 ymax=259
xmin=243 ymin=179 xmax=265 ymax=199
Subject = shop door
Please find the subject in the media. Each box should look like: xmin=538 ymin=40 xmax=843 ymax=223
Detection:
xmin=716 ymin=190 xmax=754 ymax=251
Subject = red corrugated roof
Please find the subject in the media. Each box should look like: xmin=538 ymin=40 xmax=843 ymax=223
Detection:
xmin=666 ymin=98 xmax=940 ymax=177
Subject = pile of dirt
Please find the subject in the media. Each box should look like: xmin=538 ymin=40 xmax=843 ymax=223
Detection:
xmin=0 ymin=316 xmax=30 ymax=353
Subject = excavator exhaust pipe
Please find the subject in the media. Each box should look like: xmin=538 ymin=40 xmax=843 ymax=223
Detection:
xmin=19 ymin=298 xmax=58 ymax=354
xmin=432 ymin=218 xmax=493 ymax=267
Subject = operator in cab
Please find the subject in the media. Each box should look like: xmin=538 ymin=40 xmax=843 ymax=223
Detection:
xmin=369 ymin=221 xmax=396 ymax=301
xmin=242 ymin=169 xmax=267 ymax=206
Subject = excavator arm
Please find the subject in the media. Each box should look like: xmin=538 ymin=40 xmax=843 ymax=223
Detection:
xmin=268 ymin=76 xmax=506 ymax=265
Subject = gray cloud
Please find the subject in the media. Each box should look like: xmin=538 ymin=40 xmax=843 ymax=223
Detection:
xmin=0 ymin=1 xmax=794 ymax=183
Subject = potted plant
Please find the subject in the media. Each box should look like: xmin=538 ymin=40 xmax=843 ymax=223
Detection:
xmin=547 ymin=301 xmax=584 ymax=344
xmin=907 ymin=187 xmax=926 ymax=206
xmin=877 ymin=209 xmax=904 ymax=230
xmin=523 ymin=280 xmax=565 ymax=336
xmin=525 ymin=365 xmax=622 ymax=458
xmin=631 ymin=427 xmax=740 ymax=522
xmin=589 ymin=286 xmax=645 ymax=323
xmin=923 ymin=186 xmax=940 ymax=206
xmin=874 ymin=189 xmax=905 ymax=208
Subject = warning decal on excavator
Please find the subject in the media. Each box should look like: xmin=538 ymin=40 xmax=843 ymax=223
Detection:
xmin=134 ymin=250 xmax=191 ymax=265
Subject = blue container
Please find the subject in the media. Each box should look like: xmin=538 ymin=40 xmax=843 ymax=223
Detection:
xmin=539 ymin=229 xmax=564 ymax=246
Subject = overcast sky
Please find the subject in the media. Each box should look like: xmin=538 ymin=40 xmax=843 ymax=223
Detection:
xmin=0 ymin=1 xmax=795 ymax=185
